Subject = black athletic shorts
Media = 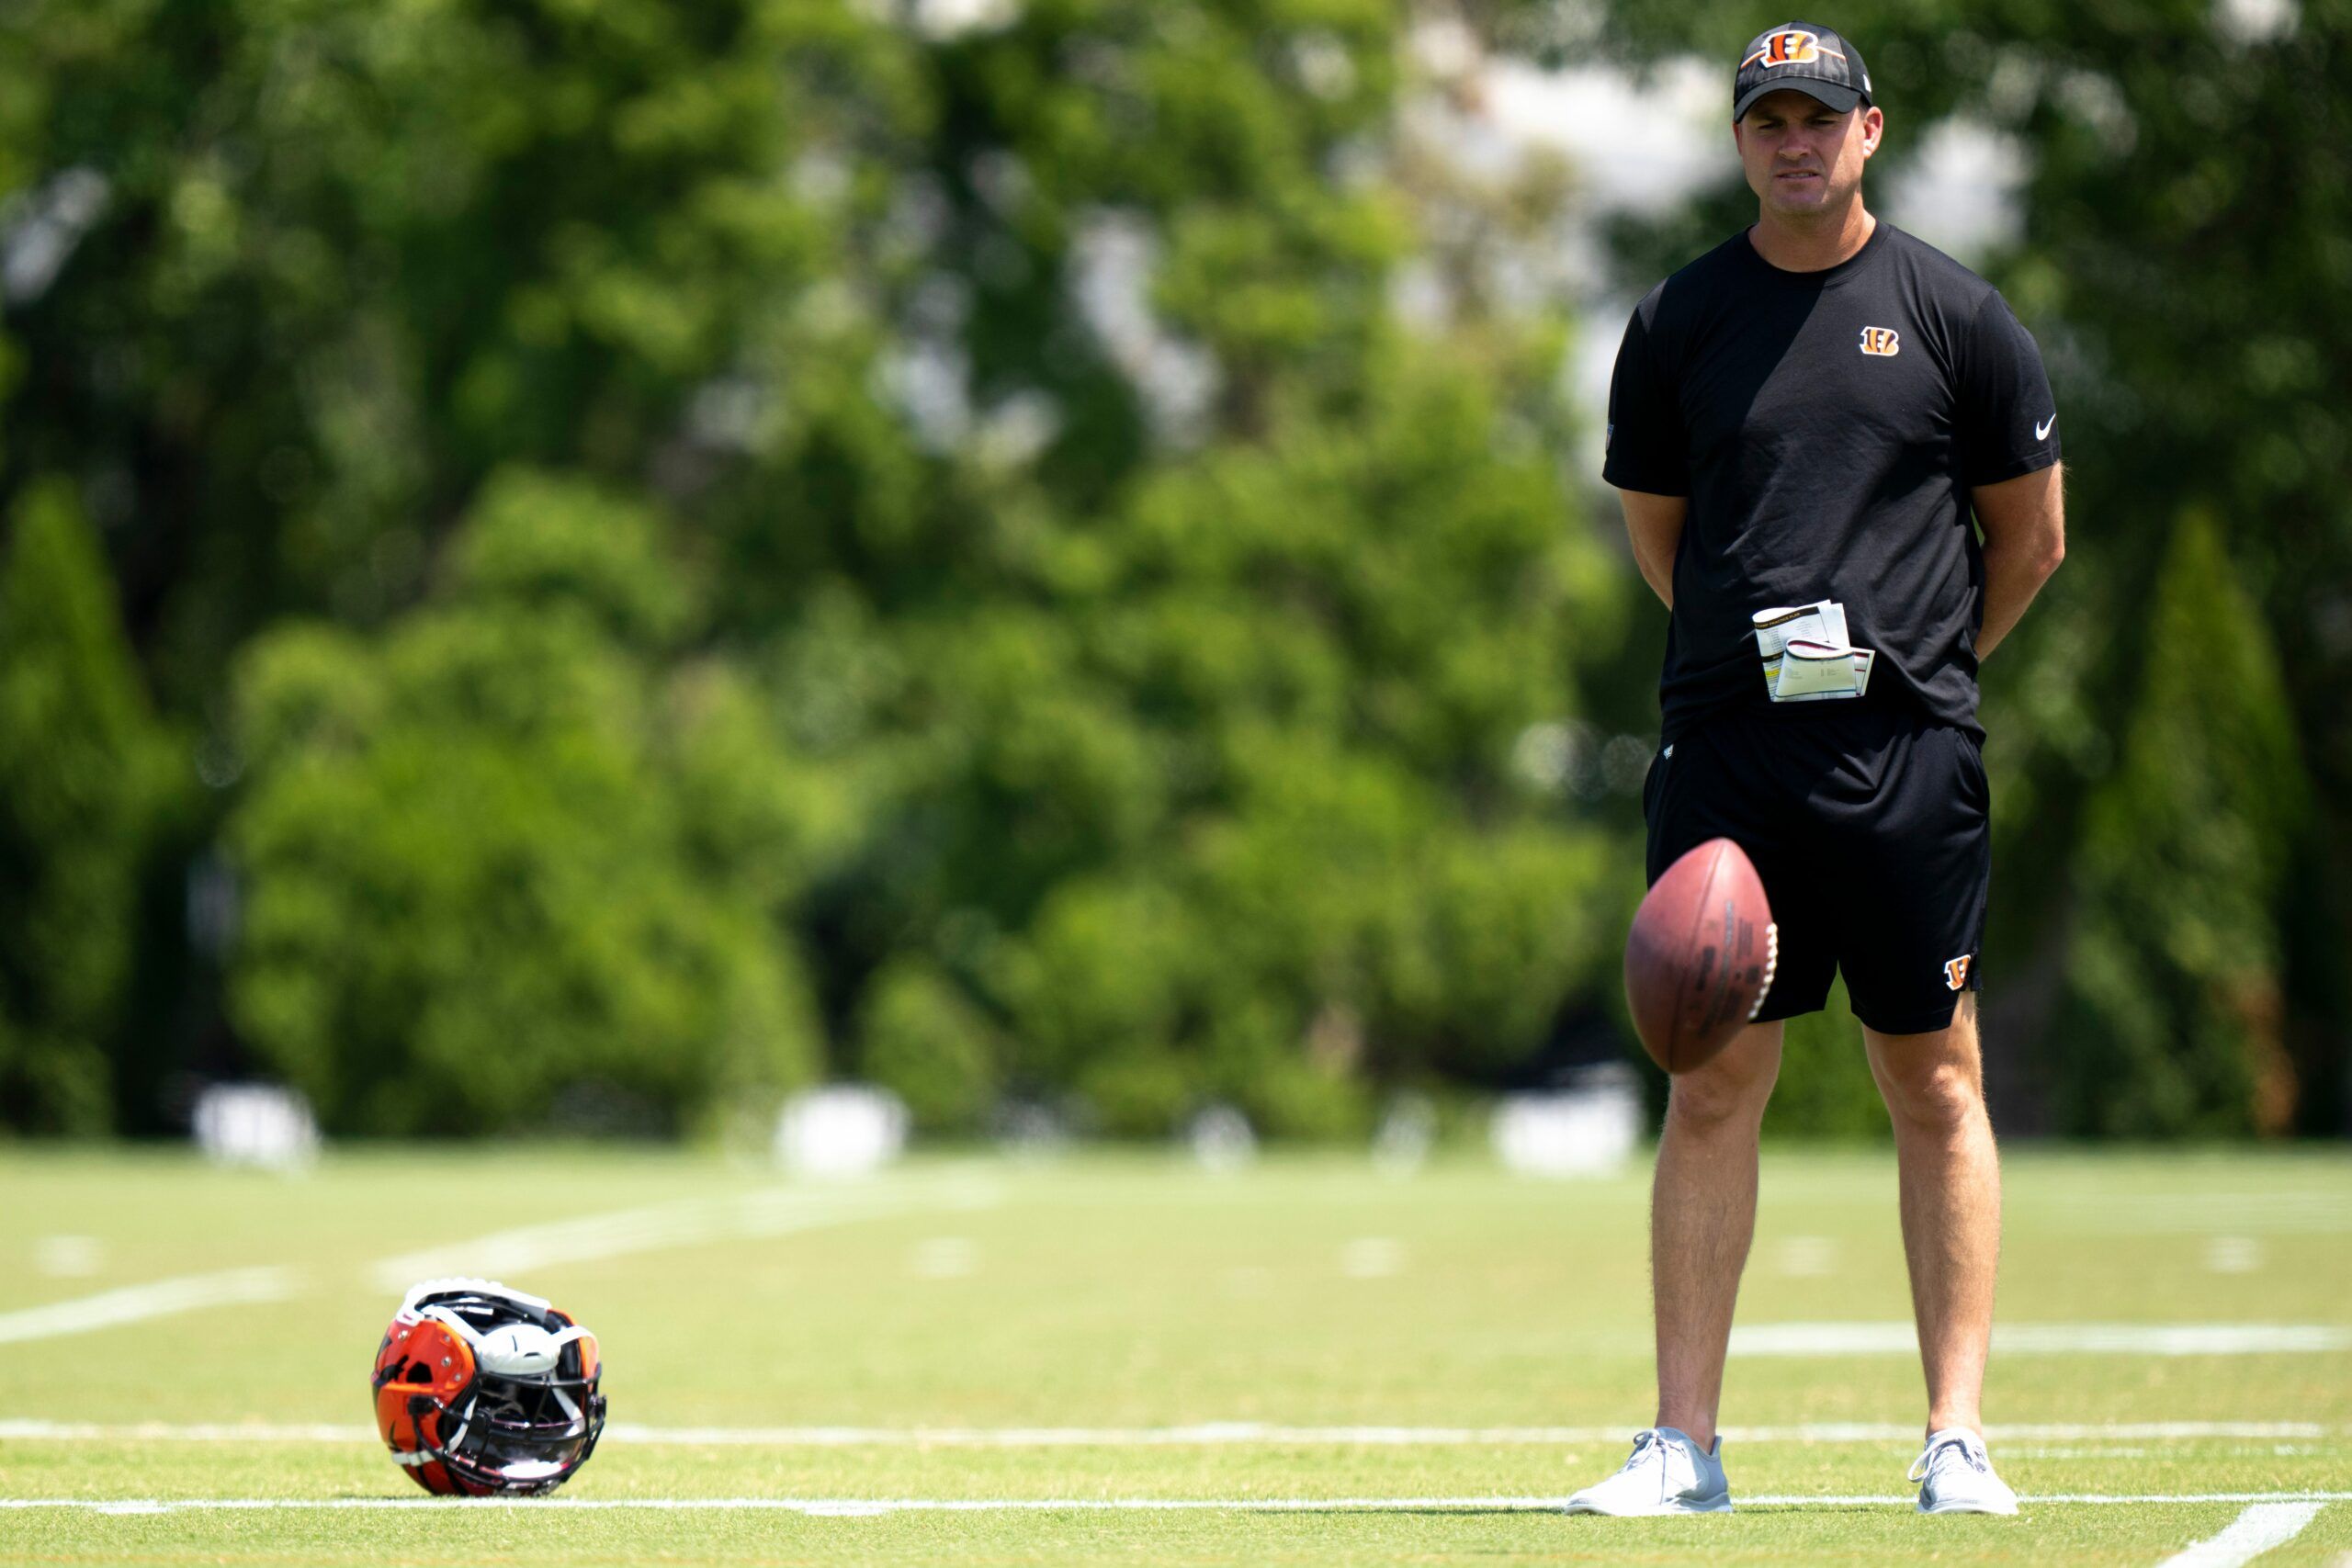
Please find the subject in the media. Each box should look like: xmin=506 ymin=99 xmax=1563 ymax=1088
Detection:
xmin=1642 ymin=705 xmax=1990 ymax=1035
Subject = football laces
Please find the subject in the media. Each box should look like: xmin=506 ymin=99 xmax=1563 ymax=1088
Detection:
xmin=1747 ymin=921 xmax=1781 ymax=1021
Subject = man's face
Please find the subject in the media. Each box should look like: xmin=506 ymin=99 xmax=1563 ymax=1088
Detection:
xmin=1734 ymin=89 xmax=1883 ymax=218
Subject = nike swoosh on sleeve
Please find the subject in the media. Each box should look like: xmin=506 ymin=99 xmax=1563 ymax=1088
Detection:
xmin=2035 ymin=414 xmax=2057 ymax=440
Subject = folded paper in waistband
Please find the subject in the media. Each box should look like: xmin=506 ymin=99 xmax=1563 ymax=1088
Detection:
xmin=1765 ymin=638 xmax=1875 ymax=701
xmin=1752 ymin=600 xmax=1849 ymax=660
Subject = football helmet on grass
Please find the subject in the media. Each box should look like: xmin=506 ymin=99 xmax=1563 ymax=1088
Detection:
xmin=372 ymin=1277 xmax=605 ymax=1495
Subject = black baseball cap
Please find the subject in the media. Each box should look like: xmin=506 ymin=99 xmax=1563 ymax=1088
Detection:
xmin=1733 ymin=22 xmax=1872 ymax=120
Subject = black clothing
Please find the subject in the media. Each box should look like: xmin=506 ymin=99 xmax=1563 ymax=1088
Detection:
xmin=1604 ymin=220 xmax=2059 ymax=745
xmin=1643 ymin=705 xmax=1988 ymax=1034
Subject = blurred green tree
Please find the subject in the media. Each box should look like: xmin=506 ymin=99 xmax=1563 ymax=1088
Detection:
xmin=857 ymin=956 xmax=1003 ymax=1134
xmin=226 ymin=473 xmax=831 ymax=1134
xmin=2056 ymin=510 xmax=2306 ymax=1135
xmin=0 ymin=480 xmax=183 ymax=1132
xmin=2 ymin=0 xmax=922 ymax=702
xmin=10 ymin=0 xmax=1653 ymax=1136
xmin=1765 ymin=982 xmax=1891 ymax=1143
xmin=771 ymin=4 xmax=1631 ymax=1131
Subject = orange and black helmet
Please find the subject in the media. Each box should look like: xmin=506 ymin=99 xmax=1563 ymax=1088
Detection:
xmin=372 ymin=1278 xmax=605 ymax=1496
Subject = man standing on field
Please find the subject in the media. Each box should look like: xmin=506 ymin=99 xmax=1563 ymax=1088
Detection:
xmin=1566 ymin=21 xmax=2066 ymax=1517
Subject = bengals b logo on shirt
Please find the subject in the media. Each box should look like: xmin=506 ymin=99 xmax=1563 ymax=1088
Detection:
xmin=1943 ymin=954 xmax=1973 ymax=991
xmin=1860 ymin=326 xmax=1901 ymax=356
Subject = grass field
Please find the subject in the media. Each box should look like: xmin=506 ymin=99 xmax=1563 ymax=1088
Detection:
xmin=3 ymin=1144 xmax=2349 ymax=1564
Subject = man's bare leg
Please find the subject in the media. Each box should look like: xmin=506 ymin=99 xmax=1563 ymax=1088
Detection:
xmin=1864 ymin=994 xmax=2000 ymax=1438
xmin=1652 ymin=1020 xmax=1784 ymax=1450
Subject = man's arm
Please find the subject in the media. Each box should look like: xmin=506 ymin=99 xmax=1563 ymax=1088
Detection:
xmin=1972 ymin=462 xmax=2064 ymax=659
xmin=1618 ymin=489 xmax=1688 ymax=610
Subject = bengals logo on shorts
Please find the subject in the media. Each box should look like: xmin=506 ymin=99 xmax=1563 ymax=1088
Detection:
xmin=1860 ymin=326 xmax=1901 ymax=357
xmin=1743 ymin=29 xmax=1837 ymax=69
xmin=1943 ymin=954 xmax=1973 ymax=991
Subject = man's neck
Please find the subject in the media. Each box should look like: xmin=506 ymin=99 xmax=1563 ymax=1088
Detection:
xmin=1749 ymin=203 xmax=1877 ymax=273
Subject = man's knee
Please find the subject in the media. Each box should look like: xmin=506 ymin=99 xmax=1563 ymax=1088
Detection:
xmin=1665 ymin=1021 xmax=1782 ymax=1130
xmin=1875 ymin=1058 xmax=1985 ymax=1132
xmin=1867 ymin=1007 xmax=1988 ymax=1131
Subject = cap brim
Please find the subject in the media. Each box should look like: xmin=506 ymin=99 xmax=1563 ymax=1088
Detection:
xmin=1735 ymin=79 xmax=1864 ymax=120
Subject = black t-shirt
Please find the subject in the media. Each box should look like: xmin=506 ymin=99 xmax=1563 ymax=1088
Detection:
xmin=1604 ymin=220 xmax=2059 ymax=743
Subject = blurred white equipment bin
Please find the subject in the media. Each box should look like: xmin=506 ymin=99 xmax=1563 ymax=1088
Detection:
xmin=1489 ymin=1065 xmax=1643 ymax=1178
xmin=1372 ymin=1091 xmax=1437 ymax=1176
xmin=775 ymin=1084 xmax=910 ymax=1178
xmin=1183 ymin=1102 xmax=1258 ymax=1173
xmin=191 ymin=1082 xmax=321 ymax=1172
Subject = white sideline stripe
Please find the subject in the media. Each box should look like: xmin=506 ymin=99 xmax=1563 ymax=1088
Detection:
xmin=2156 ymin=1501 xmax=2326 ymax=1567
xmin=0 ymin=1418 xmax=2334 ymax=1447
xmin=6 ymin=1491 xmax=2352 ymax=1515
xmin=1731 ymin=1322 xmax=2352 ymax=1357
xmin=0 ymin=1269 xmax=299 ymax=1348
xmin=366 ymin=1175 xmax=1000 ymax=1291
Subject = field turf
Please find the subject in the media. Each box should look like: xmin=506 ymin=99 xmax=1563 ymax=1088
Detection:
xmin=2 ymin=1145 xmax=2348 ymax=1564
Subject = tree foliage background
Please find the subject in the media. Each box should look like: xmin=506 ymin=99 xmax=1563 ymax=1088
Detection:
xmin=2 ymin=0 xmax=2344 ymax=1139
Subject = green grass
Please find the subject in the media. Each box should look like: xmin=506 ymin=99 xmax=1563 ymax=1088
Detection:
xmin=2 ymin=1145 xmax=2349 ymax=1563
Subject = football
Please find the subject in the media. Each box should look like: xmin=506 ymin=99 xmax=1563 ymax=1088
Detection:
xmin=1624 ymin=838 xmax=1779 ymax=1073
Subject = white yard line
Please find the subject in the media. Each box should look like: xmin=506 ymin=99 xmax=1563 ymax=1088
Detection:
xmin=0 ymin=1422 xmax=368 ymax=1443
xmin=0 ymin=1419 xmax=2335 ymax=1446
xmin=2155 ymin=1501 xmax=2327 ymax=1567
xmin=1730 ymin=1323 xmax=2352 ymax=1357
xmin=5 ymin=1491 xmax=2350 ymax=1515
xmin=587 ymin=1418 xmax=2336 ymax=1449
xmin=0 ymin=1177 xmax=997 ymax=1352
xmin=0 ymin=1269 xmax=299 ymax=1348
xmin=365 ymin=1174 xmax=998 ymax=1292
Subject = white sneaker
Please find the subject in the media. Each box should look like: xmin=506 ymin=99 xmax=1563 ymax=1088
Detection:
xmin=1564 ymin=1427 xmax=1733 ymax=1516
xmin=1908 ymin=1427 xmax=2019 ymax=1515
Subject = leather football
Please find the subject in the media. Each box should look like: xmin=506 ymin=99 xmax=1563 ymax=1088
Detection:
xmin=1624 ymin=838 xmax=1779 ymax=1073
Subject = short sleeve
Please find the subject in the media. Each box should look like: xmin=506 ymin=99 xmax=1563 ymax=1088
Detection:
xmin=1956 ymin=290 xmax=2061 ymax=485
xmin=1602 ymin=297 xmax=1690 ymax=495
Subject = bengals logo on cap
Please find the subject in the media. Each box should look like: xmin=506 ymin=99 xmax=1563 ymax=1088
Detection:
xmin=1860 ymin=326 xmax=1901 ymax=357
xmin=1743 ymin=29 xmax=1840 ymax=69
xmin=1943 ymin=954 xmax=1973 ymax=991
